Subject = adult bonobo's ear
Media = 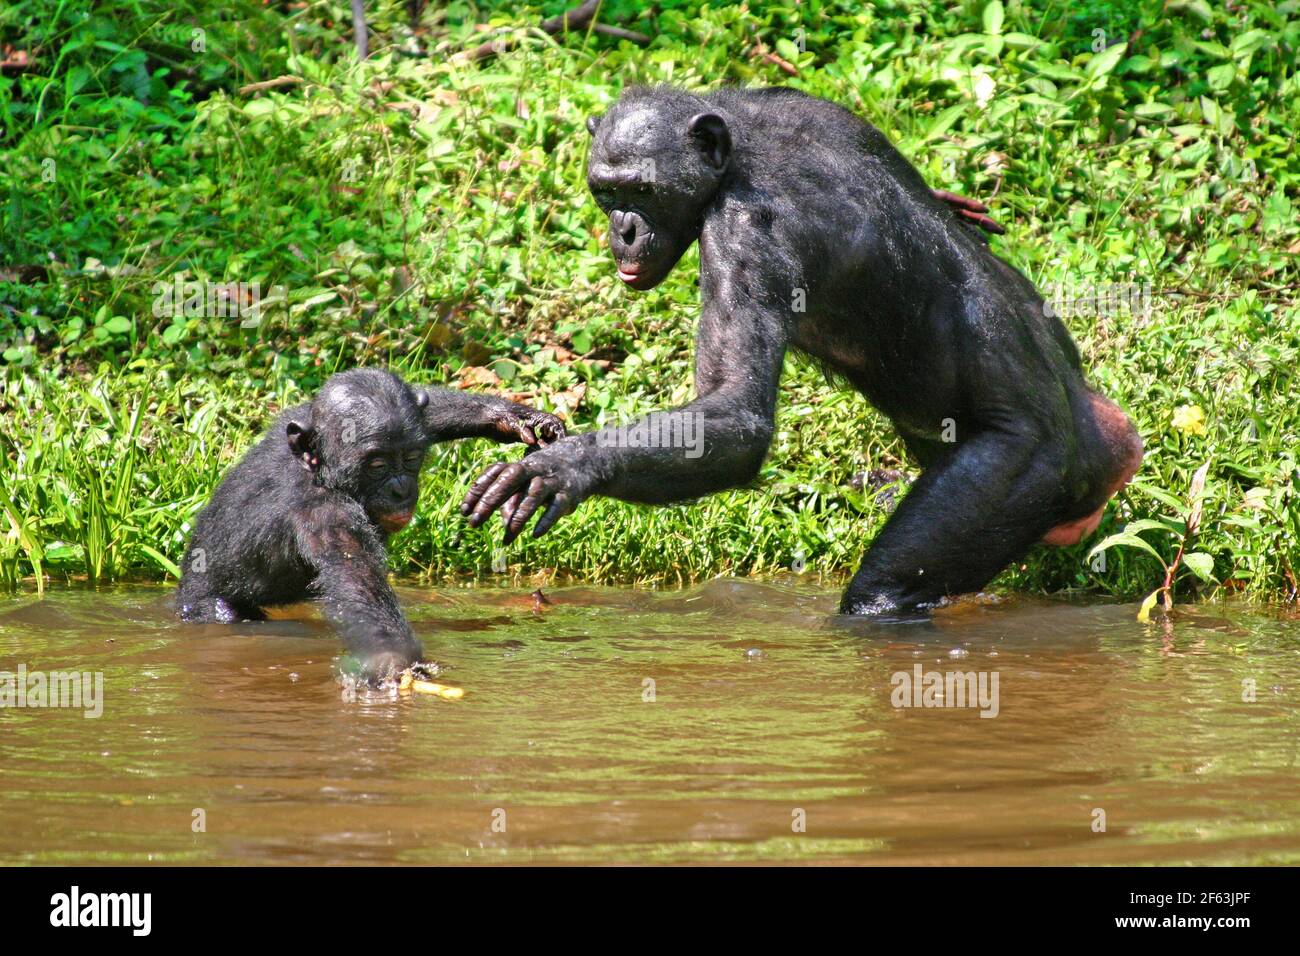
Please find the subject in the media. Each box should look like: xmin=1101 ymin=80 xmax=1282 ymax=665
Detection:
xmin=585 ymin=114 xmax=602 ymax=137
xmin=285 ymin=419 xmax=320 ymax=472
xmin=687 ymin=112 xmax=731 ymax=172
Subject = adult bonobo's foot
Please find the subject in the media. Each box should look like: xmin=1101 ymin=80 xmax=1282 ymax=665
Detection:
xmin=178 ymin=595 xmax=263 ymax=623
xmin=931 ymin=189 xmax=1006 ymax=235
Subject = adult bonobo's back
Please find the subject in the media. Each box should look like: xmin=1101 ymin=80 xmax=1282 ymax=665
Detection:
xmin=463 ymin=85 xmax=1142 ymax=615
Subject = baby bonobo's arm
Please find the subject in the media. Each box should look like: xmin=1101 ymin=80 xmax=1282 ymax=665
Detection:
xmin=300 ymin=503 xmax=422 ymax=683
xmin=419 ymin=386 xmax=565 ymax=446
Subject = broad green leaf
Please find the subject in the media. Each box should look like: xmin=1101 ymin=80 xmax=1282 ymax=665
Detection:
xmin=1206 ymin=63 xmax=1236 ymax=91
xmin=923 ymin=104 xmax=965 ymax=141
xmin=1183 ymin=552 xmax=1215 ymax=583
xmin=774 ymin=38 xmax=801 ymax=63
xmin=1004 ymin=32 xmax=1042 ymax=51
xmin=1087 ymin=43 xmax=1126 ymax=79
xmin=982 ymin=1 xmax=1004 ymax=36
xmin=1121 ymin=518 xmax=1184 ymax=537
xmin=1168 ymin=0 xmax=1213 ymax=24
xmin=1129 ymin=481 xmax=1187 ymax=511
xmin=1087 ymin=531 xmax=1165 ymax=564
xmin=1133 ymin=102 xmax=1176 ymax=118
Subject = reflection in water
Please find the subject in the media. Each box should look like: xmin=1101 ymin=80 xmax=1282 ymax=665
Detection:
xmin=0 ymin=580 xmax=1297 ymax=864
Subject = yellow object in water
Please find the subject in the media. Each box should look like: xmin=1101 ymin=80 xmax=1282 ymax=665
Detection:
xmin=410 ymin=679 xmax=465 ymax=699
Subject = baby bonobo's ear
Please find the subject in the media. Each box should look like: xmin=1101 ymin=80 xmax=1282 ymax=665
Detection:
xmin=285 ymin=418 xmax=320 ymax=472
xmin=415 ymin=388 xmax=429 ymax=409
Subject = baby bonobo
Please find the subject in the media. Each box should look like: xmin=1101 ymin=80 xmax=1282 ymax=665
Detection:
xmin=177 ymin=368 xmax=563 ymax=683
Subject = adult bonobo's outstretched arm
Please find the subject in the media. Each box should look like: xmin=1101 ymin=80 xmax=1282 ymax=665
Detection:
xmin=462 ymin=107 xmax=787 ymax=542
xmin=462 ymin=276 xmax=787 ymax=542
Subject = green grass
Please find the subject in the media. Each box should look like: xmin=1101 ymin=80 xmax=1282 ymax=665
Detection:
xmin=2 ymin=0 xmax=1298 ymax=604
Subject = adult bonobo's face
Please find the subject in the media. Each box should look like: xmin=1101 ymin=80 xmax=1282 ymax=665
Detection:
xmin=286 ymin=369 xmax=431 ymax=535
xmin=585 ymin=92 xmax=732 ymax=291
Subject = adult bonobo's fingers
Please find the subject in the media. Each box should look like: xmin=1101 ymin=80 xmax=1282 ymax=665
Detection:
xmin=532 ymin=493 xmax=573 ymax=538
xmin=461 ymin=462 xmax=508 ymax=516
xmin=932 ymin=189 xmax=1005 ymax=235
xmin=515 ymin=421 xmax=538 ymax=445
xmin=467 ymin=462 xmax=529 ymax=527
xmin=500 ymin=489 xmax=525 ymax=528
xmin=503 ymin=476 xmax=548 ymax=544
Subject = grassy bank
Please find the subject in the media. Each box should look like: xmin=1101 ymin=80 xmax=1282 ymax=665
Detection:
xmin=2 ymin=1 xmax=1298 ymax=603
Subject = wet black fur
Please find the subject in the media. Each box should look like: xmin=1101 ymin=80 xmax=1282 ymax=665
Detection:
xmin=178 ymin=368 xmax=562 ymax=680
xmin=463 ymin=85 xmax=1141 ymax=615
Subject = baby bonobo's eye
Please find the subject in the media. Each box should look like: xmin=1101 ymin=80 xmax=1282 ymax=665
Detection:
xmin=365 ymin=455 xmax=387 ymax=474
xmin=403 ymin=450 xmax=423 ymax=469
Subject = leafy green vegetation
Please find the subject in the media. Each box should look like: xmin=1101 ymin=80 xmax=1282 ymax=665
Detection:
xmin=2 ymin=1 xmax=1298 ymax=606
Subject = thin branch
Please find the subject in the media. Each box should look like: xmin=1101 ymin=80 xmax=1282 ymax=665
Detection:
xmin=592 ymin=24 xmax=651 ymax=45
xmin=454 ymin=0 xmax=601 ymax=63
xmin=238 ymin=76 xmax=303 ymax=95
xmin=749 ymin=42 xmax=799 ymax=77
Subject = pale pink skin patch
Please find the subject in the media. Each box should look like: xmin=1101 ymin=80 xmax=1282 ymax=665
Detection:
xmin=1041 ymin=392 xmax=1143 ymax=547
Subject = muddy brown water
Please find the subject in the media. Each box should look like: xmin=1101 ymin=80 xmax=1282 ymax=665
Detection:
xmin=0 ymin=580 xmax=1297 ymax=865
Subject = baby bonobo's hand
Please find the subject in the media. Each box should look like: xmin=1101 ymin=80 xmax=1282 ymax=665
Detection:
xmin=342 ymin=643 xmax=423 ymax=689
xmin=491 ymin=405 xmax=565 ymax=447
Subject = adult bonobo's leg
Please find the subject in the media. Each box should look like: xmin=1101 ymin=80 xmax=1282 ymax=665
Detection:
xmin=841 ymin=430 xmax=1065 ymax=614
xmin=843 ymin=386 xmax=1143 ymax=614
xmin=1039 ymin=390 xmax=1144 ymax=547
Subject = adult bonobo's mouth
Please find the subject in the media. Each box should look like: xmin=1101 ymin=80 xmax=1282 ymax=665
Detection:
xmin=377 ymin=510 xmax=413 ymax=533
xmin=617 ymin=261 xmax=665 ymax=290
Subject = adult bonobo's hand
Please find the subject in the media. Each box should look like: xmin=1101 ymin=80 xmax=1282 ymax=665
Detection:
xmin=461 ymin=437 xmax=601 ymax=544
xmin=488 ymin=405 xmax=566 ymax=447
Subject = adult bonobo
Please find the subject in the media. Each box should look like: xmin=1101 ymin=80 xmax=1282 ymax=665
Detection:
xmin=179 ymin=368 xmax=564 ymax=681
xmin=462 ymin=85 xmax=1142 ymax=615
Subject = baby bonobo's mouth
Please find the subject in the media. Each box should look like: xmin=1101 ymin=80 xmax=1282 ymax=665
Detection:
xmin=377 ymin=510 xmax=412 ymax=533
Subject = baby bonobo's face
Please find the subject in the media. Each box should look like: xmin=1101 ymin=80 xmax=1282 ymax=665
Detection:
xmin=297 ymin=370 xmax=431 ymax=534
